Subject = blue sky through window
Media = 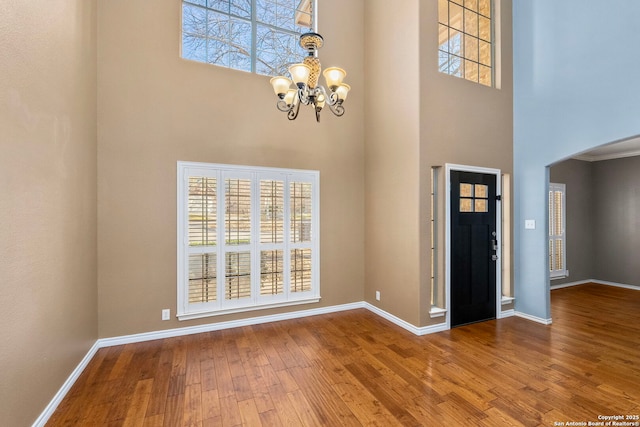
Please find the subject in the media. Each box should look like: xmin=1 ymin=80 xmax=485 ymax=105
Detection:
xmin=182 ymin=0 xmax=312 ymax=76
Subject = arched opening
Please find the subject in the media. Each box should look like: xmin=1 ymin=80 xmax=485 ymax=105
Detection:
xmin=547 ymin=135 xmax=640 ymax=316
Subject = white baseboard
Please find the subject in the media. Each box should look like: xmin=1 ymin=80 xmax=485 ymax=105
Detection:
xmin=592 ymin=279 xmax=640 ymax=291
xmin=32 ymin=299 xmax=502 ymax=426
xmin=550 ymin=279 xmax=640 ymax=291
xmin=364 ymin=303 xmax=448 ymax=336
xmin=34 ymin=276 xmax=640 ymax=426
xmin=514 ymin=311 xmax=553 ymax=325
xmin=33 ymin=302 xmax=363 ymax=426
xmin=99 ymin=302 xmax=366 ymax=347
xmin=499 ymin=309 xmax=515 ymax=318
xmin=33 ymin=301 xmax=411 ymax=426
xmin=550 ymin=279 xmax=592 ymax=290
xmin=32 ymin=341 xmax=101 ymax=427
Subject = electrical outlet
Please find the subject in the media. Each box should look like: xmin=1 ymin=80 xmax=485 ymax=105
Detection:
xmin=375 ymin=291 xmax=380 ymax=301
xmin=161 ymin=309 xmax=170 ymax=321
xmin=525 ymin=219 xmax=536 ymax=229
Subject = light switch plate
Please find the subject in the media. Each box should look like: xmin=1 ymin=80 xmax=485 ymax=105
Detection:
xmin=525 ymin=219 xmax=536 ymax=230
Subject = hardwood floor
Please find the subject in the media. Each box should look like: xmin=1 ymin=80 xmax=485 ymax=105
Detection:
xmin=47 ymin=283 xmax=640 ymax=426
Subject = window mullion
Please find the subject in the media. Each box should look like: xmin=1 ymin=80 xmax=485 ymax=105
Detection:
xmin=251 ymin=172 xmax=260 ymax=304
xmin=283 ymin=175 xmax=292 ymax=300
xmin=251 ymin=0 xmax=257 ymax=73
xmin=215 ymin=171 xmax=224 ymax=310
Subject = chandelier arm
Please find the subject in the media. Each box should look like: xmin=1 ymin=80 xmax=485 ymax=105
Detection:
xmin=327 ymin=91 xmax=340 ymax=106
xmin=328 ymin=101 xmax=345 ymax=117
xmin=276 ymin=99 xmax=291 ymax=112
xmin=287 ymin=97 xmax=301 ymax=120
xmin=298 ymin=86 xmax=312 ymax=105
xmin=316 ymin=85 xmax=327 ymax=100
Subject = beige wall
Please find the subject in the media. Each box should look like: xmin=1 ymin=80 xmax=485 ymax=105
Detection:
xmin=0 ymin=0 xmax=514 ymax=421
xmin=364 ymin=0 xmax=513 ymax=327
xmin=97 ymin=0 xmax=365 ymax=337
xmin=420 ymin=0 xmax=514 ymax=323
xmin=0 ymin=0 xmax=98 ymax=425
xmin=364 ymin=0 xmax=422 ymax=325
xmin=592 ymin=156 xmax=640 ymax=287
xmin=550 ymin=159 xmax=594 ymax=286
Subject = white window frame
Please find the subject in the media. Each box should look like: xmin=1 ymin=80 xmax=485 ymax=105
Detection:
xmin=438 ymin=0 xmax=495 ymax=87
xmin=177 ymin=161 xmax=320 ymax=321
xmin=549 ymin=182 xmax=567 ymax=279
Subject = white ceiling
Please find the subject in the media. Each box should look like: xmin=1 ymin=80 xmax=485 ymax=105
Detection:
xmin=573 ymin=136 xmax=640 ymax=162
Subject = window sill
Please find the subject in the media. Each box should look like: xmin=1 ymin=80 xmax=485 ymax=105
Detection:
xmin=429 ymin=306 xmax=447 ymax=318
xmin=501 ymin=296 xmax=515 ymax=305
xmin=177 ymin=297 xmax=321 ymax=321
xmin=550 ymin=270 xmax=568 ymax=280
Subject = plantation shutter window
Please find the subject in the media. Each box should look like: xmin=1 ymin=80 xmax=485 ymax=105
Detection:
xmin=225 ymin=251 xmax=252 ymax=300
xmin=260 ymin=250 xmax=284 ymax=296
xmin=177 ymin=162 xmax=320 ymax=320
xmin=549 ymin=183 xmax=567 ymax=279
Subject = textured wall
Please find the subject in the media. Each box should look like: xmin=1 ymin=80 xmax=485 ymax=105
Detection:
xmin=593 ymin=156 xmax=640 ymax=287
xmin=419 ymin=0 xmax=514 ymax=323
xmin=0 ymin=0 xmax=97 ymax=425
xmin=97 ymin=0 xmax=365 ymax=337
xmin=364 ymin=0 xmax=421 ymax=326
xmin=513 ymin=0 xmax=640 ymax=320
xmin=549 ymin=159 xmax=594 ymax=286
xmin=363 ymin=0 xmax=513 ymax=327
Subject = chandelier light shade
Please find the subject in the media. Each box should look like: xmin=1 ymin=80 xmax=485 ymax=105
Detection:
xmin=269 ymin=1 xmax=350 ymax=122
xmin=288 ymin=63 xmax=312 ymax=87
xmin=334 ymin=83 xmax=350 ymax=102
xmin=322 ymin=67 xmax=346 ymax=90
xmin=270 ymin=77 xmax=293 ymax=97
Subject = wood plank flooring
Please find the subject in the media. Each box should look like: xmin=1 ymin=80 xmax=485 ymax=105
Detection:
xmin=47 ymin=283 xmax=640 ymax=426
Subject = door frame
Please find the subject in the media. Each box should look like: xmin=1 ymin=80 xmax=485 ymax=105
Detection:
xmin=445 ymin=163 xmax=503 ymax=329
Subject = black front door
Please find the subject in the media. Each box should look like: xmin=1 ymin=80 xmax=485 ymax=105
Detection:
xmin=450 ymin=171 xmax=497 ymax=327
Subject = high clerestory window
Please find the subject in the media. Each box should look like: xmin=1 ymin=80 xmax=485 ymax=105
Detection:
xmin=181 ymin=0 xmax=313 ymax=76
xmin=177 ymin=162 xmax=320 ymax=320
xmin=438 ymin=0 xmax=493 ymax=87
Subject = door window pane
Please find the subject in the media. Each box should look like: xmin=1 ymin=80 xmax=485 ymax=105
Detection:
xmin=460 ymin=183 xmax=474 ymax=197
xmin=475 ymin=184 xmax=488 ymax=198
xmin=475 ymin=199 xmax=487 ymax=212
xmin=460 ymin=182 xmax=489 ymax=213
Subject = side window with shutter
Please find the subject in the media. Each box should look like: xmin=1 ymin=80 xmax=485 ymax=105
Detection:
xmin=549 ymin=183 xmax=566 ymax=278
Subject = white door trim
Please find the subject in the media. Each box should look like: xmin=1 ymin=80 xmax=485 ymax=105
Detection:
xmin=445 ymin=163 xmax=502 ymax=329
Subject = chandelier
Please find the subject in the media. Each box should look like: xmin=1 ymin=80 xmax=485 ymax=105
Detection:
xmin=269 ymin=1 xmax=350 ymax=122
